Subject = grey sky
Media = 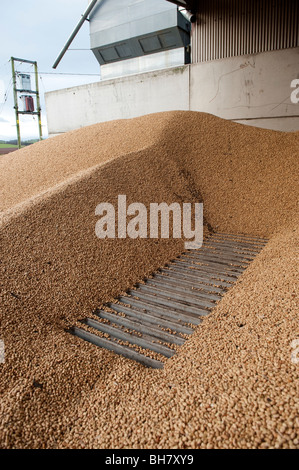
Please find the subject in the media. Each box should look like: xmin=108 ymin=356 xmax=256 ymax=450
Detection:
xmin=0 ymin=0 xmax=100 ymax=140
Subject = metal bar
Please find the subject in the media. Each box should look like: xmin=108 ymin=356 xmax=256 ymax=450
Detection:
xmin=11 ymin=58 xmax=21 ymax=149
xmin=182 ymin=251 xmax=250 ymax=265
xmin=210 ymin=232 xmax=268 ymax=243
xmin=126 ymin=291 xmax=210 ymax=317
xmin=95 ymin=310 xmax=185 ymax=345
xmin=17 ymin=111 xmax=40 ymax=115
xmin=160 ymin=267 xmax=233 ymax=287
xmin=183 ymin=249 xmax=252 ymax=262
xmin=53 ymin=0 xmax=98 ymax=69
xmin=134 ymin=284 xmax=216 ymax=308
xmin=208 ymin=237 xmax=265 ymax=249
xmin=175 ymin=257 xmax=246 ymax=272
xmin=145 ymin=278 xmax=221 ymax=301
xmin=15 ymin=89 xmax=38 ymax=94
xmin=211 ymin=235 xmax=268 ymax=246
xmin=117 ymin=296 xmax=204 ymax=324
xmin=169 ymin=260 xmax=241 ymax=277
xmin=108 ymin=303 xmax=194 ymax=335
xmin=175 ymin=264 xmax=241 ymax=279
xmin=204 ymin=241 xmax=260 ymax=252
xmin=212 ymin=239 xmax=262 ymax=251
xmin=200 ymin=244 xmax=258 ymax=257
xmin=34 ymin=61 xmax=42 ymax=141
xmin=191 ymin=248 xmax=253 ymax=262
xmin=84 ymin=318 xmax=175 ymax=358
xmin=164 ymin=265 xmax=237 ymax=283
xmin=204 ymin=241 xmax=262 ymax=253
xmin=143 ymin=281 xmax=219 ymax=303
xmin=71 ymin=327 xmax=164 ymax=369
xmin=11 ymin=57 xmax=37 ymax=65
xmin=152 ymin=273 xmax=226 ymax=294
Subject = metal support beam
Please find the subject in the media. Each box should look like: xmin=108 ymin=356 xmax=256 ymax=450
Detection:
xmin=17 ymin=111 xmax=40 ymax=115
xmin=34 ymin=61 xmax=43 ymax=141
xmin=52 ymin=0 xmax=98 ymax=69
xmin=11 ymin=58 xmax=21 ymax=149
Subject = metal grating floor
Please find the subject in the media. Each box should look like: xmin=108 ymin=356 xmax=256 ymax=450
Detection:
xmin=70 ymin=233 xmax=268 ymax=368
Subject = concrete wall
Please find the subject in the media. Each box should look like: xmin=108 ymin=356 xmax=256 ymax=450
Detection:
xmin=46 ymin=66 xmax=189 ymax=135
xmin=189 ymin=47 xmax=299 ymax=131
xmin=45 ymin=47 xmax=299 ymax=136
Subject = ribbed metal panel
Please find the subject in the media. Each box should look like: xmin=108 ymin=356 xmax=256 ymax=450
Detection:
xmin=191 ymin=0 xmax=299 ymax=63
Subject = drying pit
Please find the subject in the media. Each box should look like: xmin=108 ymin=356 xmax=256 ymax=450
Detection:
xmin=0 ymin=111 xmax=298 ymax=448
xmin=71 ymin=232 xmax=269 ymax=369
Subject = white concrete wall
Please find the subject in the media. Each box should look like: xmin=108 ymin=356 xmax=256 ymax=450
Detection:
xmin=189 ymin=47 xmax=299 ymax=131
xmin=45 ymin=47 xmax=299 ymax=135
xmin=45 ymin=66 xmax=189 ymax=135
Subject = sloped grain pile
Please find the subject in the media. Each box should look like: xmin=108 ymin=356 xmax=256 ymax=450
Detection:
xmin=0 ymin=111 xmax=298 ymax=449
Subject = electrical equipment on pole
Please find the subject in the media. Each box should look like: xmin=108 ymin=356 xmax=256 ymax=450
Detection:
xmin=11 ymin=57 xmax=42 ymax=149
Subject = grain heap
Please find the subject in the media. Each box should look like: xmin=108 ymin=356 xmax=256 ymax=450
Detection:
xmin=0 ymin=111 xmax=298 ymax=448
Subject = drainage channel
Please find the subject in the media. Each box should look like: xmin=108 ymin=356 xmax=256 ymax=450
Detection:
xmin=70 ymin=232 xmax=268 ymax=369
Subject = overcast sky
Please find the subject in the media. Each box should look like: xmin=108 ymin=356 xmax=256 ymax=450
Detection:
xmin=0 ymin=0 xmax=101 ymax=140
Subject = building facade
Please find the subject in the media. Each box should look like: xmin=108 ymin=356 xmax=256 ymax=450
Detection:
xmin=45 ymin=0 xmax=299 ymax=135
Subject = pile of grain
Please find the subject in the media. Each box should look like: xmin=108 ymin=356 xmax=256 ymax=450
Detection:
xmin=0 ymin=111 xmax=298 ymax=448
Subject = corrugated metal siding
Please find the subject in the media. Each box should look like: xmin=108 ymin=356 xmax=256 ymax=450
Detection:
xmin=191 ymin=0 xmax=299 ymax=62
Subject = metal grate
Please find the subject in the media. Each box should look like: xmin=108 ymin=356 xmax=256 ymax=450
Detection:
xmin=70 ymin=232 xmax=268 ymax=369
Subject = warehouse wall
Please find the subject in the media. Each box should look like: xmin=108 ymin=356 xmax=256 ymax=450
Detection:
xmin=45 ymin=47 xmax=299 ymax=135
xmin=191 ymin=0 xmax=299 ymax=63
xmin=45 ymin=66 xmax=189 ymax=135
xmin=189 ymin=47 xmax=299 ymax=131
